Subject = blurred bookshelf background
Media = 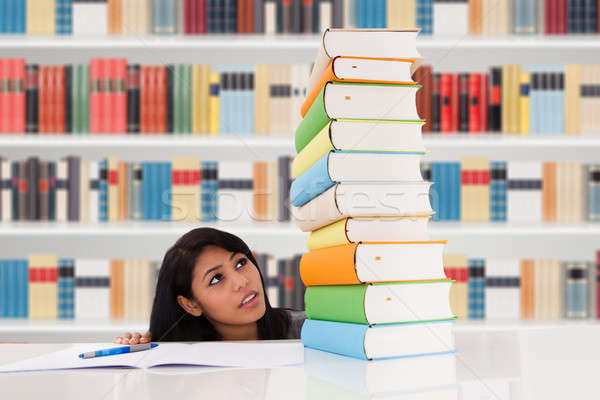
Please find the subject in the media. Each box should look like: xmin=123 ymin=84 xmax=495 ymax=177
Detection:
xmin=0 ymin=0 xmax=599 ymax=342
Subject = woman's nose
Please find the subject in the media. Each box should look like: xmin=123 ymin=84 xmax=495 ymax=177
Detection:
xmin=231 ymin=270 xmax=249 ymax=290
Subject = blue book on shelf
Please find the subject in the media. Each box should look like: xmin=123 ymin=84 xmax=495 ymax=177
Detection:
xmin=17 ymin=259 xmax=28 ymax=318
xmin=0 ymin=260 xmax=7 ymax=318
xmin=589 ymin=165 xmax=600 ymax=222
xmin=152 ymin=163 xmax=160 ymax=220
xmin=451 ymin=162 xmax=461 ymax=221
xmin=3 ymin=0 xmax=12 ymax=33
xmin=490 ymin=161 xmax=507 ymax=222
xmin=439 ymin=162 xmax=448 ymax=221
xmin=301 ymin=319 xmax=457 ymax=361
xmin=528 ymin=67 xmax=539 ymax=134
xmin=468 ymin=258 xmax=486 ymax=319
xmin=431 ymin=162 xmax=441 ymax=221
xmin=143 ymin=162 xmax=152 ymax=221
xmin=99 ymin=159 xmax=108 ymax=222
xmin=154 ymin=0 xmax=175 ymax=34
xmin=376 ymin=0 xmax=386 ymax=28
xmin=556 ymin=67 xmax=565 ymax=134
xmin=161 ymin=162 xmax=172 ymax=221
xmin=0 ymin=1 xmax=5 ymax=33
xmin=585 ymin=0 xmax=597 ymax=32
xmin=244 ymin=68 xmax=255 ymax=134
xmin=9 ymin=260 xmax=18 ymax=318
xmin=416 ymin=0 xmax=433 ymax=34
xmin=201 ymin=161 xmax=219 ymax=222
xmin=58 ymin=258 xmax=75 ymax=320
xmin=15 ymin=0 xmax=25 ymax=33
xmin=357 ymin=0 xmax=367 ymax=28
xmin=55 ymin=0 xmax=73 ymax=35
xmin=566 ymin=262 xmax=588 ymax=318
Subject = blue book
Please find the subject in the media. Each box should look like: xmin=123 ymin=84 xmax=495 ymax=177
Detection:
xmin=151 ymin=163 xmax=159 ymax=220
xmin=58 ymin=258 xmax=75 ymax=319
xmin=431 ymin=162 xmax=441 ymax=221
xmin=4 ymin=0 xmax=13 ymax=33
xmin=438 ymin=162 xmax=447 ymax=221
xmin=357 ymin=0 xmax=367 ymax=28
xmin=585 ymin=0 xmax=598 ymax=32
xmin=201 ymin=161 xmax=219 ymax=222
xmin=18 ymin=259 xmax=28 ymax=318
xmin=451 ymin=162 xmax=461 ymax=221
xmin=528 ymin=68 xmax=540 ymax=134
xmin=8 ymin=260 xmax=17 ymax=318
xmin=490 ymin=161 xmax=507 ymax=222
xmin=0 ymin=0 xmax=5 ymax=33
xmin=376 ymin=0 xmax=386 ymax=28
xmin=289 ymin=150 xmax=425 ymax=208
xmin=0 ymin=260 xmax=7 ymax=317
xmin=556 ymin=70 xmax=565 ymax=134
xmin=301 ymin=319 xmax=457 ymax=361
xmin=15 ymin=0 xmax=25 ymax=33
xmin=416 ymin=0 xmax=433 ymax=34
xmin=589 ymin=165 xmax=600 ymax=222
xmin=468 ymin=258 xmax=485 ymax=319
xmin=142 ymin=163 xmax=152 ymax=221
xmin=154 ymin=0 xmax=176 ymax=34
xmin=55 ymin=0 xmax=73 ymax=35
xmin=161 ymin=162 xmax=172 ymax=221
xmin=224 ymin=0 xmax=237 ymax=33
xmin=99 ymin=160 xmax=108 ymax=222
xmin=566 ymin=262 xmax=588 ymax=318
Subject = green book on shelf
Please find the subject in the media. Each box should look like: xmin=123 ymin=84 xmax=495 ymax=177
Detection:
xmin=182 ymin=64 xmax=192 ymax=134
xmin=79 ymin=64 xmax=90 ymax=134
xmin=294 ymin=81 xmax=424 ymax=153
xmin=305 ymin=280 xmax=455 ymax=325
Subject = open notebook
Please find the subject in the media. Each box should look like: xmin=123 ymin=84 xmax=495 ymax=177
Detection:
xmin=0 ymin=341 xmax=304 ymax=373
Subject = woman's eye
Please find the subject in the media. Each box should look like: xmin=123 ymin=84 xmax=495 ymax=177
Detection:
xmin=236 ymin=258 xmax=247 ymax=269
xmin=209 ymin=273 xmax=223 ymax=286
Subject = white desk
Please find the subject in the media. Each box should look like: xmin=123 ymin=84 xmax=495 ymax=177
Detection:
xmin=1 ymin=326 xmax=599 ymax=400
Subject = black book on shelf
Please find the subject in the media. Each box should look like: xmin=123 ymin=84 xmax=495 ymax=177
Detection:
xmin=67 ymin=156 xmax=80 ymax=222
xmin=432 ymin=73 xmax=441 ymax=132
xmin=25 ymin=64 xmax=39 ymax=134
xmin=254 ymin=0 xmax=265 ymax=33
xmin=489 ymin=67 xmax=502 ymax=133
xmin=27 ymin=157 xmax=39 ymax=221
xmin=127 ymin=64 xmax=140 ymax=134
xmin=459 ymin=73 xmax=469 ymax=133
xmin=11 ymin=161 xmax=18 ymax=221
xmin=48 ymin=161 xmax=56 ymax=221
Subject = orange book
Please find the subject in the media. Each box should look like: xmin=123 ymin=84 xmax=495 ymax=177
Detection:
xmin=300 ymin=241 xmax=448 ymax=286
xmin=156 ymin=66 xmax=167 ymax=133
xmin=38 ymin=66 xmax=48 ymax=133
xmin=520 ymin=259 xmax=535 ymax=319
xmin=140 ymin=66 xmax=150 ymax=133
xmin=110 ymin=259 xmax=124 ymax=319
xmin=55 ymin=66 xmax=65 ymax=133
xmin=300 ymin=56 xmax=418 ymax=117
xmin=542 ymin=162 xmax=557 ymax=221
xmin=8 ymin=59 xmax=26 ymax=133
xmin=108 ymin=0 xmax=122 ymax=34
xmin=252 ymin=162 xmax=268 ymax=221
xmin=468 ymin=0 xmax=482 ymax=34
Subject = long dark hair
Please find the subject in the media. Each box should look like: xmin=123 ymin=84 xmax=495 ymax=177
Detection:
xmin=149 ymin=227 xmax=291 ymax=341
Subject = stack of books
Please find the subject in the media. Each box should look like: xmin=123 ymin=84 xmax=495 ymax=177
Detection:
xmin=290 ymin=29 xmax=456 ymax=360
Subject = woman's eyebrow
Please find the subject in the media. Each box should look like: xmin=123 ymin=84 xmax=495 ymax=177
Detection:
xmin=202 ymin=253 xmax=239 ymax=280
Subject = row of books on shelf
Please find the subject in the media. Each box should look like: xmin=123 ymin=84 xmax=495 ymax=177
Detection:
xmin=413 ymin=64 xmax=600 ymax=135
xmin=2 ymin=59 xmax=600 ymax=136
xmin=0 ymin=59 xmax=310 ymax=135
xmin=1 ymin=250 xmax=598 ymax=321
xmin=1 ymin=0 xmax=599 ymax=36
xmin=2 ymin=155 xmax=598 ymax=224
xmin=0 ymin=251 xmax=302 ymax=320
xmin=0 ymin=155 xmax=295 ymax=223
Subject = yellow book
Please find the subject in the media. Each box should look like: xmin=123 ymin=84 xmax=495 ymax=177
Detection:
xmin=511 ymin=64 xmax=521 ymax=134
xmin=171 ymin=157 xmax=201 ymax=222
xmin=192 ymin=65 xmax=210 ymax=134
xmin=460 ymin=157 xmax=490 ymax=221
xmin=28 ymin=254 xmax=58 ymax=319
xmin=519 ymin=72 xmax=530 ymax=135
xmin=292 ymin=123 xmax=333 ymax=179
xmin=208 ymin=73 xmax=220 ymax=135
xmin=501 ymin=65 xmax=510 ymax=134
xmin=254 ymin=64 xmax=270 ymax=135
xmin=107 ymin=157 xmax=119 ymax=222
xmin=27 ymin=0 xmax=55 ymax=34
xmin=387 ymin=0 xmax=415 ymax=28
xmin=443 ymin=254 xmax=468 ymax=319
xmin=565 ymin=64 xmax=581 ymax=134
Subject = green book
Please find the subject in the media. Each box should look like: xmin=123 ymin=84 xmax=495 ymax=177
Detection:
xmin=182 ymin=64 xmax=192 ymax=134
xmin=174 ymin=64 xmax=181 ymax=134
xmin=305 ymin=280 xmax=455 ymax=325
xmin=294 ymin=81 xmax=424 ymax=153
xmin=80 ymin=65 xmax=90 ymax=134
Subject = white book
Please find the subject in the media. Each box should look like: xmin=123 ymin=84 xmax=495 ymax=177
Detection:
xmin=264 ymin=1 xmax=276 ymax=34
xmin=75 ymin=259 xmax=110 ymax=320
xmin=79 ymin=161 xmax=89 ymax=223
xmin=485 ymin=259 xmax=520 ymax=320
xmin=88 ymin=161 xmax=99 ymax=224
xmin=56 ymin=159 xmax=68 ymax=222
xmin=293 ymin=181 xmax=434 ymax=232
xmin=218 ymin=161 xmax=254 ymax=223
xmin=433 ymin=3 xmax=468 ymax=35
xmin=73 ymin=2 xmax=108 ymax=35
xmin=507 ymin=161 xmax=542 ymax=222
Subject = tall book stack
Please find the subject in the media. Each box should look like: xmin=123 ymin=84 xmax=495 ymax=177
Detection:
xmin=290 ymin=29 xmax=456 ymax=360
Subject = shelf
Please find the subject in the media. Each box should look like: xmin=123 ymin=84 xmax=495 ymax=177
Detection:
xmin=0 ymin=221 xmax=598 ymax=259
xmin=1 ymin=134 xmax=600 ymax=161
xmin=1 ymin=34 xmax=598 ymax=70
xmin=1 ymin=318 xmax=599 ymax=343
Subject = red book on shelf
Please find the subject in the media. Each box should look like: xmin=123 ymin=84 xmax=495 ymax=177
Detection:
xmin=184 ymin=0 xmax=193 ymax=34
xmin=196 ymin=0 xmax=207 ymax=33
xmin=238 ymin=0 xmax=247 ymax=33
xmin=0 ymin=59 xmax=7 ymax=133
xmin=468 ymin=73 xmax=482 ymax=133
xmin=451 ymin=73 xmax=459 ymax=132
xmin=440 ymin=73 xmax=453 ymax=133
xmin=480 ymin=73 xmax=488 ymax=132
xmin=55 ymin=66 xmax=65 ymax=133
xmin=596 ymin=251 xmax=600 ymax=319
xmin=557 ymin=0 xmax=567 ymax=34
xmin=90 ymin=59 xmax=100 ymax=133
xmin=140 ymin=66 xmax=148 ymax=133
xmin=156 ymin=66 xmax=167 ymax=133
xmin=112 ymin=59 xmax=127 ymax=133
xmin=47 ymin=66 xmax=56 ymax=133
xmin=245 ymin=0 xmax=254 ymax=32
xmin=544 ymin=0 xmax=553 ymax=34
xmin=11 ymin=59 xmax=26 ymax=133
xmin=101 ymin=59 xmax=111 ymax=133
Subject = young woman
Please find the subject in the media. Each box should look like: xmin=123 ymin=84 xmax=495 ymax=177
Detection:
xmin=114 ymin=227 xmax=306 ymax=344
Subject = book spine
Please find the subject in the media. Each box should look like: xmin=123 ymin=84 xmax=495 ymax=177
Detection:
xmin=301 ymin=319 xmax=369 ymax=360
xmin=27 ymin=157 xmax=39 ymax=221
xmin=289 ymin=152 xmax=333 ymax=207
xmin=489 ymin=67 xmax=502 ymax=133
xmin=459 ymin=73 xmax=469 ymax=133
xmin=201 ymin=160 xmax=218 ymax=221
xmin=440 ymin=73 xmax=452 ymax=133
xmin=490 ymin=161 xmax=507 ymax=221
xmin=431 ymin=72 xmax=440 ymax=132
xmin=254 ymin=0 xmax=265 ymax=32
xmin=416 ymin=0 xmax=433 ymax=34
xmin=224 ymin=0 xmax=237 ymax=32
xmin=468 ymin=258 xmax=485 ymax=319
xmin=56 ymin=0 xmax=73 ymax=35
xmin=468 ymin=73 xmax=482 ymax=133
xmin=566 ymin=262 xmax=588 ymax=318
xmin=127 ymin=64 xmax=140 ymax=134
xmin=589 ymin=165 xmax=600 ymax=221
xmin=25 ymin=64 xmax=39 ymax=134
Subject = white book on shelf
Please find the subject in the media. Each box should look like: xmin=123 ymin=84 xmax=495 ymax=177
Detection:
xmin=507 ymin=161 xmax=542 ymax=222
xmin=218 ymin=161 xmax=254 ymax=224
xmin=485 ymin=258 xmax=520 ymax=320
xmin=88 ymin=161 xmax=99 ymax=224
xmin=73 ymin=1 xmax=108 ymax=35
xmin=75 ymin=259 xmax=110 ymax=321
xmin=433 ymin=2 xmax=468 ymax=36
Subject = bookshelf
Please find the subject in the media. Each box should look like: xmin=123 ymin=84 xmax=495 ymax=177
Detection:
xmin=1 ymin=134 xmax=600 ymax=161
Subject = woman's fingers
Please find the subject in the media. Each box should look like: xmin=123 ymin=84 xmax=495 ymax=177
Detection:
xmin=113 ymin=336 xmax=122 ymax=344
xmin=123 ymin=332 xmax=132 ymax=339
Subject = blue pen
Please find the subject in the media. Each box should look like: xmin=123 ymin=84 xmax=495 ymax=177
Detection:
xmin=78 ymin=343 xmax=159 ymax=359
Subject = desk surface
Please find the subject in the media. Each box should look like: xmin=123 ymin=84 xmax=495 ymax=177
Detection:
xmin=1 ymin=326 xmax=598 ymax=400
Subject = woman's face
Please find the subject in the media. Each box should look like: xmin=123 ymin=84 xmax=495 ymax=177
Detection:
xmin=189 ymin=245 xmax=266 ymax=326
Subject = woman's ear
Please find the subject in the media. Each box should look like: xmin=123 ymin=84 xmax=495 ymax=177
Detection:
xmin=177 ymin=295 xmax=203 ymax=317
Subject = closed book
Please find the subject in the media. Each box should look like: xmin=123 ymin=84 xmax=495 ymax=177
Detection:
xmin=25 ymin=64 xmax=39 ymax=134
xmin=520 ymin=259 xmax=534 ymax=319
xmin=108 ymin=0 xmax=122 ymax=33
xmin=566 ymin=261 xmax=588 ymax=319
xmin=485 ymin=259 xmax=521 ymax=319
xmin=293 ymin=181 xmax=434 ymax=232
xmin=75 ymin=259 xmax=110 ymax=320
xmin=306 ymin=216 xmax=431 ymax=251
xmin=1 ymin=159 xmax=11 ymax=222
xmin=301 ymin=57 xmax=418 ymax=118
xmin=201 ymin=160 xmax=218 ymax=221
xmin=467 ymin=258 xmax=485 ymax=319
xmin=218 ymin=161 xmax=254 ymax=223
xmin=171 ymin=157 xmax=201 ymax=222
xmin=589 ymin=165 xmax=600 ymax=221
xmin=490 ymin=161 xmax=507 ymax=221
xmin=302 ymin=319 xmax=456 ymax=360
xmin=301 ymin=241 xmax=447 ymax=286
xmin=433 ymin=0 xmax=468 ymax=34
xmin=296 ymin=82 xmax=422 ymax=153
xmin=443 ymin=254 xmax=468 ymax=319
xmin=57 ymin=258 xmax=75 ymax=319
xmin=293 ymin=120 xmax=425 ymax=179
xmin=26 ymin=157 xmax=39 ymax=221
xmin=290 ymin=150 xmax=425 ymax=207
xmin=73 ymin=0 xmax=107 ymax=34
xmin=127 ymin=64 xmax=141 ymax=133
xmin=507 ymin=161 xmax=542 ymax=222
xmin=28 ymin=254 xmax=58 ymax=319
xmin=306 ymin=280 xmax=454 ymax=325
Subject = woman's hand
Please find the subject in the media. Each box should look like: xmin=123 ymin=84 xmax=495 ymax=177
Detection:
xmin=113 ymin=331 xmax=152 ymax=345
